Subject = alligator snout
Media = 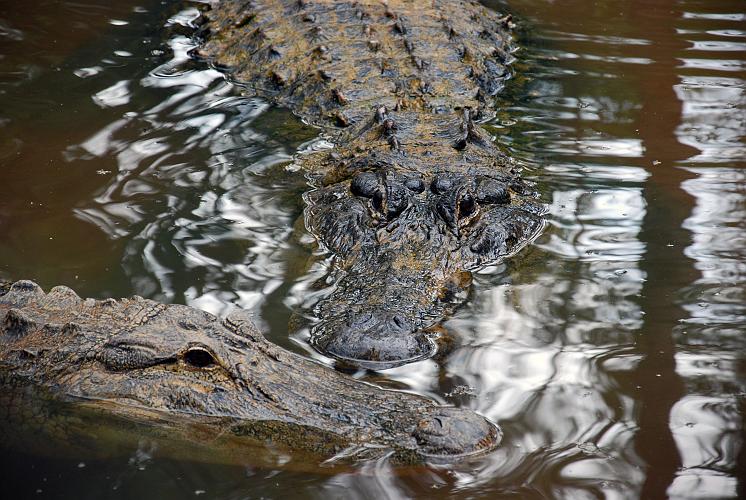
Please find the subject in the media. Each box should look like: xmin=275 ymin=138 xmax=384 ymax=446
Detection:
xmin=312 ymin=311 xmax=437 ymax=368
xmin=413 ymin=407 xmax=502 ymax=458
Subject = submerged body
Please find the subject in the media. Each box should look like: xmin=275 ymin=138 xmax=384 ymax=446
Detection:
xmin=198 ymin=0 xmax=544 ymax=368
xmin=0 ymin=280 xmax=499 ymax=462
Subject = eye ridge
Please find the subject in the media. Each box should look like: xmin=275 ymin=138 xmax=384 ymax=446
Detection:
xmin=350 ymin=171 xmax=379 ymax=198
xmin=183 ymin=346 xmax=217 ymax=368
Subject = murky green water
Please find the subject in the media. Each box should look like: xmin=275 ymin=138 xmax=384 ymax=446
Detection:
xmin=1 ymin=0 xmax=745 ymax=498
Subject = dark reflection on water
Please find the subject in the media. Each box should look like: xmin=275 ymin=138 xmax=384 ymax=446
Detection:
xmin=1 ymin=0 xmax=745 ymax=498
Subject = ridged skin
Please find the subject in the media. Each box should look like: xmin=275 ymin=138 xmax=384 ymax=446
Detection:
xmin=0 ymin=280 xmax=500 ymax=462
xmin=199 ymin=0 xmax=544 ymax=367
xmin=200 ymin=0 xmax=513 ymax=125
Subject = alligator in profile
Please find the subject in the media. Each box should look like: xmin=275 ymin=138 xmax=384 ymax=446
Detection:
xmin=0 ymin=280 xmax=499 ymax=462
xmin=195 ymin=0 xmax=545 ymax=368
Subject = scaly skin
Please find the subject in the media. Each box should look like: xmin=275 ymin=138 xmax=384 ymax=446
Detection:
xmin=197 ymin=0 xmax=545 ymax=368
xmin=0 ymin=280 xmax=500 ymax=462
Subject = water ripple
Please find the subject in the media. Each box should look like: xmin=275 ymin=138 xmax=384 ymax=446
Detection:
xmin=1 ymin=0 xmax=745 ymax=497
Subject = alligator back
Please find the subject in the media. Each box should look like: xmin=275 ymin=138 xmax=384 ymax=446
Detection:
xmin=200 ymin=0 xmax=513 ymax=131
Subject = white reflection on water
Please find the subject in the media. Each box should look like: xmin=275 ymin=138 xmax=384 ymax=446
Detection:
xmin=676 ymin=77 xmax=746 ymax=162
xmin=682 ymin=168 xmax=746 ymax=323
xmin=70 ymin=23 xmax=309 ymax=320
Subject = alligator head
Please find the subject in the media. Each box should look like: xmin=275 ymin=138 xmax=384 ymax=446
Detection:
xmin=0 ymin=280 xmax=500 ymax=462
xmin=304 ymin=127 xmax=545 ymax=369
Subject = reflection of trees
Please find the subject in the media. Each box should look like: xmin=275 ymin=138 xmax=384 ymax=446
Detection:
xmin=623 ymin=0 xmax=699 ymax=497
xmin=487 ymin=0 xmax=746 ymax=494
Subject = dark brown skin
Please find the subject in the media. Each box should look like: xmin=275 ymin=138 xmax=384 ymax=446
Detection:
xmin=197 ymin=0 xmax=545 ymax=368
xmin=0 ymin=280 xmax=500 ymax=462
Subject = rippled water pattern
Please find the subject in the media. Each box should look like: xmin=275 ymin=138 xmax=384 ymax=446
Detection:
xmin=1 ymin=0 xmax=745 ymax=498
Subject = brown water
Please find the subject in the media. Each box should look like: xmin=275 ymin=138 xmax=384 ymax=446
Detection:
xmin=1 ymin=0 xmax=745 ymax=498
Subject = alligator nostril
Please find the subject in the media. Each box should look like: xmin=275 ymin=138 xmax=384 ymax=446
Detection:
xmin=311 ymin=315 xmax=436 ymax=366
xmin=372 ymin=189 xmax=385 ymax=213
xmin=436 ymin=198 xmax=457 ymax=228
xmin=349 ymin=311 xmax=374 ymax=328
xmin=372 ymin=183 xmax=409 ymax=219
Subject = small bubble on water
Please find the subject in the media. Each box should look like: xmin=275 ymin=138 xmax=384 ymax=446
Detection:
xmin=78 ymin=462 xmax=86 ymax=468
xmin=195 ymin=490 xmax=206 ymax=496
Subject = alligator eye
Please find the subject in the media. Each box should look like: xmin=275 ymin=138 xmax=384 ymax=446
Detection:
xmin=458 ymin=192 xmax=477 ymax=218
xmin=184 ymin=347 xmax=216 ymax=368
xmin=371 ymin=183 xmax=408 ymax=219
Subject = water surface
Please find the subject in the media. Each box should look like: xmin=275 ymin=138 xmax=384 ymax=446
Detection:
xmin=0 ymin=0 xmax=745 ymax=498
